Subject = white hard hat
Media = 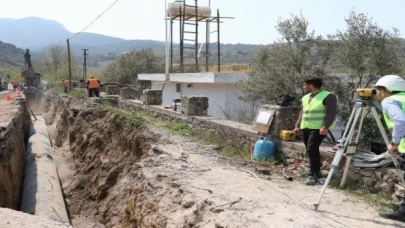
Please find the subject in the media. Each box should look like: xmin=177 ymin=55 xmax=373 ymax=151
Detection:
xmin=374 ymin=75 xmax=405 ymax=92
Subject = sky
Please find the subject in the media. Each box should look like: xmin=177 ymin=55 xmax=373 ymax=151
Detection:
xmin=0 ymin=0 xmax=405 ymax=44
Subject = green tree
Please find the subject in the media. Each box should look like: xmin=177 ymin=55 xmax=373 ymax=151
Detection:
xmin=238 ymin=13 xmax=332 ymax=104
xmin=102 ymin=49 xmax=164 ymax=88
xmin=330 ymin=11 xmax=404 ymax=146
xmin=37 ymin=43 xmax=81 ymax=83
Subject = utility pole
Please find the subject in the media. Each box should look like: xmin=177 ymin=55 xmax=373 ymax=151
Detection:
xmin=82 ymin=49 xmax=88 ymax=80
xmin=67 ymin=39 xmax=72 ymax=91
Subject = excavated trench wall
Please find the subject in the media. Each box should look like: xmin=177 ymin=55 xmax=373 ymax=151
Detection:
xmin=0 ymin=99 xmax=31 ymax=209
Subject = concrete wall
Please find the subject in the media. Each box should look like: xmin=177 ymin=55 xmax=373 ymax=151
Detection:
xmin=151 ymin=82 xmax=253 ymax=118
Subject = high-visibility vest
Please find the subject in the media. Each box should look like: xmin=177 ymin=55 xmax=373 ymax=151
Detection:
xmin=383 ymin=92 xmax=405 ymax=153
xmin=88 ymin=78 xmax=100 ymax=89
xmin=300 ymin=90 xmax=336 ymax=130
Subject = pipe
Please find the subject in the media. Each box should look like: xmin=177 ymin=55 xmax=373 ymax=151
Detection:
xmin=20 ymin=117 xmax=69 ymax=224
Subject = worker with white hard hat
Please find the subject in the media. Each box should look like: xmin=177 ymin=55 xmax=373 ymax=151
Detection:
xmin=374 ymin=74 xmax=405 ymax=222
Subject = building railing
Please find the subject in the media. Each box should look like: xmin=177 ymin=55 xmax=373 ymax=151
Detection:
xmin=171 ymin=63 xmax=253 ymax=73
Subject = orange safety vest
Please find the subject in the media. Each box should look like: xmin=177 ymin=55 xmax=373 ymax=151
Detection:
xmin=62 ymin=80 xmax=68 ymax=88
xmin=88 ymin=78 xmax=100 ymax=89
xmin=12 ymin=80 xmax=19 ymax=86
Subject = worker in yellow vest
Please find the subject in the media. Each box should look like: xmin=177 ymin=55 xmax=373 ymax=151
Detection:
xmin=294 ymin=78 xmax=338 ymax=185
xmin=86 ymin=76 xmax=101 ymax=97
xmin=374 ymin=75 xmax=405 ymax=222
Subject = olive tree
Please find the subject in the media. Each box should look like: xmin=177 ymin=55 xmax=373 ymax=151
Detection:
xmin=331 ymin=11 xmax=404 ymax=147
xmin=238 ymin=13 xmax=332 ymax=104
xmin=103 ymin=49 xmax=164 ymax=88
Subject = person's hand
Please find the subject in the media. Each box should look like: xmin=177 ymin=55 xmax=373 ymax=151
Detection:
xmin=293 ymin=127 xmax=300 ymax=135
xmin=388 ymin=144 xmax=398 ymax=154
xmin=319 ymin=127 xmax=329 ymax=136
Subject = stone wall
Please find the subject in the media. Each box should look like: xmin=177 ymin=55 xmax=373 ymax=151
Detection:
xmin=0 ymin=100 xmax=30 ymax=209
xmin=142 ymin=89 xmax=162 ymax=105
xmin=106 ymin=85 xmax=120 ymax=95
xmin=100 ymin=83 xmax=118 ymax=93
xmin=120 ymin=87 xmax=137 ymax=100
xmin=181 ymin=96 xmax=209 ymax=116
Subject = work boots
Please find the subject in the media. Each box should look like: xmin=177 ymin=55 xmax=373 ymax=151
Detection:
xmin=380 ymin=207 xmax=405 ymax=222
xmin=304 ymin=171 xmax=322 ymax=185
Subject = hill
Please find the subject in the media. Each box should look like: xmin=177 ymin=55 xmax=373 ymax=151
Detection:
xmin=0 ymin=40 xmax=24 ymax=67
xmin=0 ymin=17 xmax=266 ymax=63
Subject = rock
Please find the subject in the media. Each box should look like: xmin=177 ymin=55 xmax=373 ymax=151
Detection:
xmin=375 ymin=172 xmax=383 ymax=181
xmin=182 ymin=200 xmax=195 ymax=209
xmin=375 ymin=181 xmax=390 ymax=192
xmin=322 ymin=161 xmax=330 ymax=170
xmin=362 ymin=177 xmax=376 ymax=188
xmin=395 ymin=184 xmax=405 ymax=198
xmin=392 ymin=193 xmax=400 ymax=202
xmin=360 ymin=171 xmax=374 ymax=177
xmin=348 ymin=171 xmax=362 ymax=182
xmin=207 ymin=144 xmax=221 ymax=150
xmin=321 ymin=170 xmax=329 ymax=177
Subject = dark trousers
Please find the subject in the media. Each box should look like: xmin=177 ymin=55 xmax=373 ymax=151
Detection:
xmin=64 ymin=87 xmax=68 ymax=93
xmin=13 ymin=86 xmax=18 ymax=91
xmin=88 ymin=88 xmax=100 ymax=97
xmin=302 ymin=129 xmax=326 ymax=176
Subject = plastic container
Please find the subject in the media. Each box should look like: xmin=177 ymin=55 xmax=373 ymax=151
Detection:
xmin=252 ymin=135 xmax=276 ymax=161
xmin=279 ymin=130 xmax=296 ymax=141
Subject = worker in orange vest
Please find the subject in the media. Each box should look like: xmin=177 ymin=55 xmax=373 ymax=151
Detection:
xmin=86 ymin=76 xmax=101 ymax=97
xmin=12 ymin=79 xmax=19 ymax=91
xmin=62 ymin=79 xmax=68 ymax=93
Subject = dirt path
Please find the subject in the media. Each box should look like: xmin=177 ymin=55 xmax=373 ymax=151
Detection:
xmin=135 ymin=132 xmax=402 ymax=228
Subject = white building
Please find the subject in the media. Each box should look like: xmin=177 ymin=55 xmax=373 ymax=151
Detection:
xmin=138 ymin=72 xmax=257 ymax=119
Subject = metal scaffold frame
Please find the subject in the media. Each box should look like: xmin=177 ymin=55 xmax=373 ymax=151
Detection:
xmin=168 ymin=0 xmax=233 ymax=73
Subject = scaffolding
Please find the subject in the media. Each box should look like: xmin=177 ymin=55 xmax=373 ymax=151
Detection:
xmin=168 ymin=0 xmax=233 ymax=73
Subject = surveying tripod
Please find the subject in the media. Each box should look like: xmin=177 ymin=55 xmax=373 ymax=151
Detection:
xmin=313 ymin=96 xmax=405 ymax=210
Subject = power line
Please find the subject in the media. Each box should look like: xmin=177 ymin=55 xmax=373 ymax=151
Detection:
xmin=70 ymin=0 xmax=120 ymax=39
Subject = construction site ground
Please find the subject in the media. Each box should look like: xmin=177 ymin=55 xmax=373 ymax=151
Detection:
xmin=0 ymin=89 xmax=404 ymax=228
xmin=43 ymin=95 xmax=401 ymax=228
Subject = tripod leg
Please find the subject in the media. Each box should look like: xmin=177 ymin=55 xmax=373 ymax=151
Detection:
xmin=340 ymin=105 xmax=368 ymax=187
xmin=314 ymin=148 xmax=345 ymax=210
xmin=313 ymin=103 xmax=362 ymax=210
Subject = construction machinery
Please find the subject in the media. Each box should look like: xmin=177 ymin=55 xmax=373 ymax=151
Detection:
xmin=313 ymin=88 xmax=405 ymax=210
xmin=0 ymin=71 xmax=10 ymax=91
xmin=20 ymin=49 xmax=45 ymax=90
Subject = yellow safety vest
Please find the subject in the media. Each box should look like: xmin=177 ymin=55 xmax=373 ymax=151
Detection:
xmin=383 ymin=92 xmax=405 ymax=153
xmin=300 ymin=90 xmax=336 ymax=130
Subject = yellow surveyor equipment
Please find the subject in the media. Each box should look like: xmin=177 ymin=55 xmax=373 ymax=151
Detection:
xmin=355 ymin=88 xmax=376 ymax=98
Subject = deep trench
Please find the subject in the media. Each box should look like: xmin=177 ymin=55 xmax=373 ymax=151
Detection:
xmin=22 ymin=91 xmax=167 ymax=227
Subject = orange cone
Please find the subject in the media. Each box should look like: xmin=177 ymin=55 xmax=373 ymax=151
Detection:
xmin=5 ymin=92 xmax=11 ymax=101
